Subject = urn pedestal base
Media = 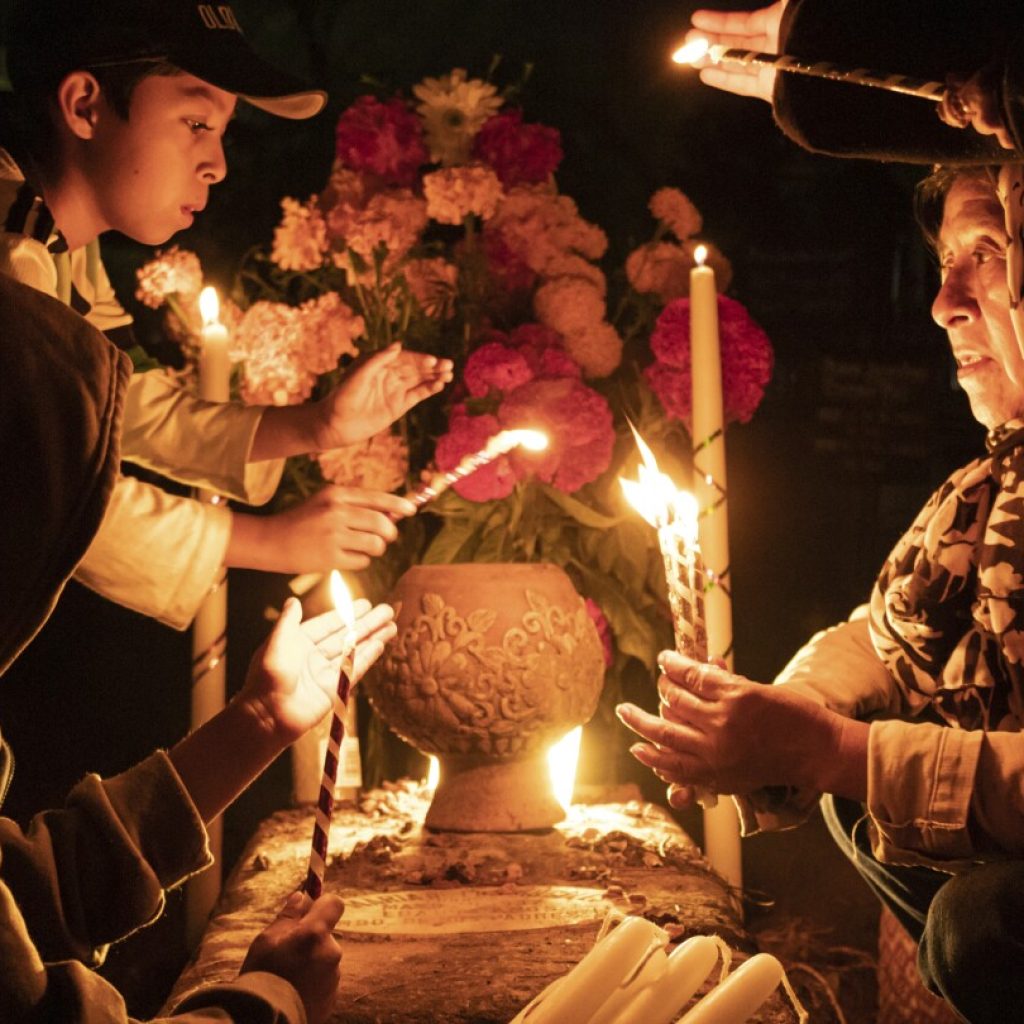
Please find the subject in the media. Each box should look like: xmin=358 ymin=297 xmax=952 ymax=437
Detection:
xmin=426 ymin=751 xmax=562 ymax=832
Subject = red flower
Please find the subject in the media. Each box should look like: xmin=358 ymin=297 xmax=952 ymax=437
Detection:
xmin=585 ymin=598 xmax=614 ymax=667
xmin=482 ymin=229 xmax=537 ymax=295
xmin=643 ymin=361 xmax=692 ymax=424
xmin=509 ymin=323 xmax=581 ymax=381
xmin=434 ymin=410 xmax=518 ymax=502
xmin=463 ymin=340 xmax=534 ymax=398
xmin=472 ymin=109 xmax=563 ymax=187
xmin=499 ymin=378 xmax=614 ymax=493
xmin=648 ymin=295 xmax=773 ymax=428
xmin=335 ymin=96 xmax=428 ymax=187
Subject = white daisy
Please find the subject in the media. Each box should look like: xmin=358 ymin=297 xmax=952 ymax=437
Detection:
xmin=413 ymin=68 xmax=503 ymax=165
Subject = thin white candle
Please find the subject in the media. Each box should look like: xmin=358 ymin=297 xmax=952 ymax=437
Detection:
xmin=613 ymin=935 xmax=720 ymax=1024
xmin=689 ymin=245 xmax=743 ymax=894
xmin=678 ymin=953 xmax=784 ymax=1023
xmin=186 ymin=285 xmax=233 ymax=946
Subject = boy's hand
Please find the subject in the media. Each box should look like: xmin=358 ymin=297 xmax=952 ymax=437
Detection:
xmin=686 ymin=2 xmax=786 ymax=102
xmin=314 ymin=343 xmax=454 ymax=451
xmin=239 ymin=596 xmax=396 ymax=744
xmin=240 ymin=890 xmax=345 ymax=1024
xmin=230 ymin=486 xmax=416 ymax=574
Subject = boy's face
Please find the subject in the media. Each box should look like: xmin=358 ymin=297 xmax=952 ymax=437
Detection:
xmin=83 ymin=72 xmax=236 ymax=245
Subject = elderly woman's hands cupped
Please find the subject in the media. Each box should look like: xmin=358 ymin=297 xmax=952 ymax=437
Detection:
xmin=616 ymin=652 xmax=837 ymax=809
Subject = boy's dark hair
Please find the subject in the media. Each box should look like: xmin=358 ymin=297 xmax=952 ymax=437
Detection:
xmin=2 ymin=61 xmax=182 ymax=180
xmin=914 ymin=165 xmax=1001 ymax=253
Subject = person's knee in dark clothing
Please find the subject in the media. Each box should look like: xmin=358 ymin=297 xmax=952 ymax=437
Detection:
xmin=918 ymin=862 xmax=1024 ymax=1024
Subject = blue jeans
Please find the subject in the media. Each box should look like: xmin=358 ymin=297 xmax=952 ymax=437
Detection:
xmin=822 ymin=794 xmax=1024 ymax=1024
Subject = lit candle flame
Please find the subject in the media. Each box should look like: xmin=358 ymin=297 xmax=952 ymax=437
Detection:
xmin=329 ymin=569 xmax=357 ymax=636
xmin=425 ymin=755 xmax=440 ymax=792
xmin=198 ymin=285 xmax=221 ymax=326
xmin=486 ymin=428 xmax=549 ymax=458
xmin=693 ymin=243 xmax=708 ymax=267
xmin=548 ymin=726 xmax=583 ymax=812
xmin=620 ymin=425 xmax=699 ymax=543
xmin=672 ymin=36 xmax=710 ymax=65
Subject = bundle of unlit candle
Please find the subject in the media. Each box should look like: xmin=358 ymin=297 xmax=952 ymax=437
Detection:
xmin=510 ymin=915 xmax=807 ymax=1024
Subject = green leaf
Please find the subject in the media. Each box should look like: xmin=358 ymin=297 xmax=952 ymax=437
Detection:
xmin=422 ymin=521 xmax=485 ymax=564
xmin=540 ymin=484 xmax=624 ymax=530
xmin=126 ymin=345 xmax=162 ymax=373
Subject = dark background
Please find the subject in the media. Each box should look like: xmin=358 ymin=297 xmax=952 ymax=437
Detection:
xmin=0 ymin=0 xmax=983 ymax=1010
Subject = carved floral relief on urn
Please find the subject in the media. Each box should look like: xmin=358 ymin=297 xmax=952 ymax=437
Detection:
xmin=365 ymin=563 xmax=605 ymax=831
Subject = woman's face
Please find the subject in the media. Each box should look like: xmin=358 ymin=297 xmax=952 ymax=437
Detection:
xmin=932 ymin=176 xmax=1024 ymax=431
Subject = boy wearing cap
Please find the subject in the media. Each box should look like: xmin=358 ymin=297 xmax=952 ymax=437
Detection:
xmin=0 ymin=0 xmax=452 ymax=629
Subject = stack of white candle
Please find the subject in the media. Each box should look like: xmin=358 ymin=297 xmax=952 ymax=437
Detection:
xmin=510 ymin=915 xmax=807 ymax=1023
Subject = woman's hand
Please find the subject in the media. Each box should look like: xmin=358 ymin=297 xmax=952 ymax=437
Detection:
xmin=939 ymin=69 xmax=1015 ymax=150
xmin=313 ymin=343 xmax=453 ymax=451
xmin=616 ymin=650 xmax=865 ymax=804
xmin=241 ymin=890 xmax=345 ymax=1024
xmin=684 ymin=2 xmax=787 ymax=102
xmin=238 ymin=596 xmax=396 ymax=745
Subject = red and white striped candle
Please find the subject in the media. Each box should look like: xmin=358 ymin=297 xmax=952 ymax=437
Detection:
xmin=302 ymin=570 xmax=358 ymax=900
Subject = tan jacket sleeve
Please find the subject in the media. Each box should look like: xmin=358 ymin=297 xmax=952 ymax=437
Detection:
xmin=123 ymin=373 xmax=284 ymax=505
xmin=0 ymin=753 xmax=304 ymax=1024
xmin=866 ymin=719 xmax=1024 ymax=868
xmin=73 ymin=475 xmax=231 ymax=630
xmin=734 ymin=608 xmax=902 ymax=836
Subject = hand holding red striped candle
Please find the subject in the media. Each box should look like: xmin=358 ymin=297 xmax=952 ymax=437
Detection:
xmin=302 ymin=570 xmax=358 ymax=900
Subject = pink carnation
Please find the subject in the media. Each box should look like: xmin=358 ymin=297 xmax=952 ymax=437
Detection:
xmin=642 ymin=361 xmax=692 ymax=424
xmin=434 ymin=410 xmax=518 ymax=502
xmin=334 ymin=96 xmax=428 ymax=186
xmin=509 ymin=323 xmax=581 ymax=380
xmin=463 ymin=341 xmax=534 ymax=398
xmin=647 ymin=295 xmax=773 ymax=427
xmin=499 ymin=377 xmax=614 ymax=493
xmin=472 ymin=109 xmax=563 ymax=187
xmin=585 ymin=598 xmax=614 ymax=667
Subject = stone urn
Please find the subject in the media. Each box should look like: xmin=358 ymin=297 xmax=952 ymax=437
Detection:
xmin=365 ymin=563 xmax=605 ymax=831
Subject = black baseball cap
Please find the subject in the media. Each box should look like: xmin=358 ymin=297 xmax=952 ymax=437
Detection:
xmin=7 ymin=0 xmax=326 ymax=119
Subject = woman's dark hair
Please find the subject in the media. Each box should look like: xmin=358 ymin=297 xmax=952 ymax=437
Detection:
xmin=914 ymin=164 xmax=1001 ymax=253
xmin=3 ymin=60 xmax=182 ymax=182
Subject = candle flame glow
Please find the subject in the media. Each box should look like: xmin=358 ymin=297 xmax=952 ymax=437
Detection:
xmin=486 ymin=428 xmax=549 ymax=457
xmin=620 ymin=426 xmax=699 ymax=544
xmin=672 ymin=37 xmax=710 ymax=65
xmin=693 ymin=244 xmax=708 ymax=266
xmin=425 ymin=755 xmax=440 ymax=792
xmin=329 ymin=569 xmax=357 ymax=634
xmin=198 ymin=285 xmax=221 ymax=326
xmin=548 ymin=726 xmax=582 ymax=812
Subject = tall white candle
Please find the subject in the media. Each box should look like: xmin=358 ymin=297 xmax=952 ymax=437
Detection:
xmin=678 ymin=953 xmax=784 ymax=1023
xmin=689 ymin=245 xmax=743 ymax=894
xmin=187 ymin=284 xmax=232 ymax=946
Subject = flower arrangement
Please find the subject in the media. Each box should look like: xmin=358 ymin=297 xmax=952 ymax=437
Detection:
xmin=136 ymin=68 xmax=773 ymax=730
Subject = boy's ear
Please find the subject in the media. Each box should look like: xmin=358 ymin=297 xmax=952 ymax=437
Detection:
xmin=55 ymin=72 xmax=104 ymax=141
